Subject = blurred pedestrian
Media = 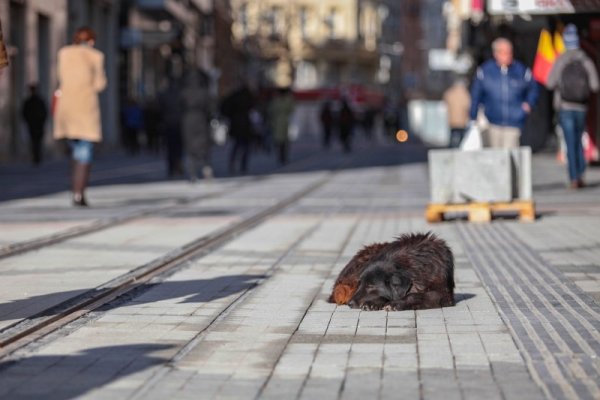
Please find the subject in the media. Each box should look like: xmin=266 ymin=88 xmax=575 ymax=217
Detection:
xmin=254 ymin=87 xmax=273 ymax=153
xmin=546 ymin=24 xmax=599 ymax=189
xmin=121 ymin=98 xmax=143 ymax=155
xmin=470 ymin=38 xmax=539 ymax=148
xmin=53 ymin=27 xmax=106 ymax=207
xmin=220 ymin=83 xmax=256 ymax=174
xmin=320 ymin=100 xmax=334 ymax=148
xmin=361 ymin=107 xmax=376 ymax=141
xmin=181 ymin=69 xmax=213 ymax=182
xmin=143 ymin=97 xmax=160 ymax=153
xmin=382 ymin=98 xmax=399 ymax=140
xmin=0 ymin=18 xmax=7 ymax=71
xmin=443 ymin=79 xmax=470 ymax=148
xmin=268 ymin=87 xmax=295 ymax=165
xmin=338 ymin=99 xmax=355 ymax=153
xmin=22 ymin=84 xmax=48 ymax=165
xmin=158 ymin=79 xmax=184 ymax=178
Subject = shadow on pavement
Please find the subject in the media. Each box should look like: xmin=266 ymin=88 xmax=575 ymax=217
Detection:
xmin=454 ymin=293 xmax=476 ymax=303
xmin=0 ymin=274 xmax=266 ymax=323
xmin=0 ymin=343 xmax=174 ymax=399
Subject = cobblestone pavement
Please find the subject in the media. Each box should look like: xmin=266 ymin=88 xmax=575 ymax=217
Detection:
xmin=0 ymin=137 xmax=599 ymax=399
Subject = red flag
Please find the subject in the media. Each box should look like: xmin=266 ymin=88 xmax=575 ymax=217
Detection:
xmin=532 ymin=29 xmax=557 ymax=85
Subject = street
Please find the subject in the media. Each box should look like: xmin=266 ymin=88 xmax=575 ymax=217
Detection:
xmin=0 ymin=134 xmax=599 ymax=400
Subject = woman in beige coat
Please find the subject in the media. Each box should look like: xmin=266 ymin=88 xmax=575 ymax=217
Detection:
xmin=53 ymin=27 xmax=106 ymax=206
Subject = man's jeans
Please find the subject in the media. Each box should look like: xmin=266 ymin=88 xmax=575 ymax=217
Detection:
xmin=558 ymin=110 xmax=586 ymax=181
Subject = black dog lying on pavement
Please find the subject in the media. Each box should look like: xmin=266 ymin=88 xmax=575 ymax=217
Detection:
xmin=329 ymin=232 xmax=455 ymax=311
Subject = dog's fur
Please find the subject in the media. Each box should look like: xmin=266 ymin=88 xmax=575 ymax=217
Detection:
xmin=328 ymin=232 xmax=454 ymax=311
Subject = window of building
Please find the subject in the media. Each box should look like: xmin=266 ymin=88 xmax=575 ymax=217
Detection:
xmin=325 ymin=8 xmax=337 ymax=38
xmin=269 ymin=6 xmax=283 ymax=37
xmin=239 ymin=4 xmax=248 ymax=36
xmin=200 ymin=13 xmax=213 ymax=37
xmin=299 ymin=7 xmax=308 ymax=39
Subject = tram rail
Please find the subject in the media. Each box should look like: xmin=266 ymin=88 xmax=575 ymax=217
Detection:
xmin=0 ymin=173 xmax=332 ymax=360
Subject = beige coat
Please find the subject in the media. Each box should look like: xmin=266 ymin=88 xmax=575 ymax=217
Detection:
xmin=443 ymin=83 xmax=470 ymax=129
xmin=53 ymin=45 xmax=106 ymax=142
xmin=0 ymin=19 xmax=8 ymax=69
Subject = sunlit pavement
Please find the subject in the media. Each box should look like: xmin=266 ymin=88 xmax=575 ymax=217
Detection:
xmin=0 ymin=133 xmax=599 ymax=399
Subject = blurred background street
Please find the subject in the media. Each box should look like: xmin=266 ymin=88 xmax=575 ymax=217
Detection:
xmin=1 ymin=0 xmax=600 ymax=164
xmin=1 ymin=1 xmax=600 ymax=399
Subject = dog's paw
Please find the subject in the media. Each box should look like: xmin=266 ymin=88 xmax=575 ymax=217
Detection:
xmin=360 ymin=300 xmax=386 ymax=311
xmin=383 ymin=302 xmax=406 ymax=312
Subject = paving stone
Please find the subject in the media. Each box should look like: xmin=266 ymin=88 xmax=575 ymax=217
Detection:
xmin=2 ymin=147 xmax=600 ymax=399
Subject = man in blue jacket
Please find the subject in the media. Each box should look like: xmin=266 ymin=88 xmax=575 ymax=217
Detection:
xmin=470 ymin=38 xmax=539 ymax=148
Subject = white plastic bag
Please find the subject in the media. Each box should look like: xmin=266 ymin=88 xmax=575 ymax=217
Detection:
xmin=210 ymin=118 xmax=229 ymax=146
xmin=460 ymin=124 xmax=482 ymax=151
xmin=288 ymin=123 xmax=299 ymax=141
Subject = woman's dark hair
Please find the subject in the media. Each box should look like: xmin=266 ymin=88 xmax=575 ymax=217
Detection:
xmin=73 ymin=27 xmax=96 ymax=44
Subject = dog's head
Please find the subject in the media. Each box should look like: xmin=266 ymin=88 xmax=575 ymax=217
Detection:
xmin=347 ymin=262 xmax=412 ymax=309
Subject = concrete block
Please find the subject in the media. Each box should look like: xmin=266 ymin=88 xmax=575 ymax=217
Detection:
xmin=429 ymin=149 xmax=456 ymax=203
xmin=456 ymin=149 xmax=512 ymax=202
xmin=428 ymin=147 xmax=533 ymax=203
xmin=510 ymin=147 xmax=532 ymax=200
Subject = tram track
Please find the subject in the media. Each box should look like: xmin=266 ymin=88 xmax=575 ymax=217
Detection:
xmin=0 ymin=145 xmax=333 ymax=261
xmin=0 ymin=172 xmax=333 ymax=360
xmin=0 ymin=179 xmax=253 ymax=260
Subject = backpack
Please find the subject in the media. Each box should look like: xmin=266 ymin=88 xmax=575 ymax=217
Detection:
xmin=560 ymin=58 xmax=590 ymax=103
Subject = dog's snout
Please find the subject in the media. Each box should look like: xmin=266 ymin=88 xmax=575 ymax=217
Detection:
xmin=347 ymin=299 xmax=358 ymax=309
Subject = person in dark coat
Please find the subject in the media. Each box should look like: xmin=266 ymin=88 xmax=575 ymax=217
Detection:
xmin=22 ymin=84 xmax=48 ymax=165
xmin=319 ymin=100 xmax=334 ymax=149
xmin=158 ymin=79 xmax=184 ymax=178
xmin=122 ymin=98 xmax=143 ymax=155
xmin=220 ymin=83 xmax=256 ymax=174
xmin=143 ymin=97 xmax=160 ymax=153
xmin=181 ymin=69 xmax=214 ymax=181
xmin=268 ymin=87 xmax=295 ymax=165
xmin=338 ymin=99 xmax=355 ymax=153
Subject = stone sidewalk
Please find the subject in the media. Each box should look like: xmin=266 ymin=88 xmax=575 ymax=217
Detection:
xmin=0 ymin=141 xmax=599 ymax=399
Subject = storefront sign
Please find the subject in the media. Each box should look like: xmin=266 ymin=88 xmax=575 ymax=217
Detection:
xmin=488 ymin=0 xmax=575 ymax=14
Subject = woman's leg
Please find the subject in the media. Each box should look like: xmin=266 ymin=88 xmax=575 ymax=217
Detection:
xmin=70 ymin=140 xmax=94 ymax=206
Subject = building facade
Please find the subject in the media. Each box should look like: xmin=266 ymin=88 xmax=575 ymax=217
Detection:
xmin=120 ymin=0 xmax=216 ymax=101
xmin=0 ymin=0 xmax=67 ymax=161
xmin=228 ymin=0 xmax=387 ymax=90
xmin=0 ymin=0 xmax=119 ymax=162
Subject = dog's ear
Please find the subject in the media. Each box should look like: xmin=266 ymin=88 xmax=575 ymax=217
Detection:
xmin=333 ymin=283 xmax=356 ymax=305
xmin=390 ymin=273 xmax=412 ymax=299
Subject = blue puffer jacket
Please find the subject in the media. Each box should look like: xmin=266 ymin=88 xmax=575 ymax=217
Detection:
xmin=469 ymin=60 xmax=539 ymax=128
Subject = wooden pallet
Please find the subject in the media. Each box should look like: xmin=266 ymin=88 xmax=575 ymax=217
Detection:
xmin=425 ymin=200 xmax=535 ymax=223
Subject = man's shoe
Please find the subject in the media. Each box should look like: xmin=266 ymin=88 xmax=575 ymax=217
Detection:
xmin=202 ymin=166 xmax=213 ymax=180
xmin=569 ymin=181 xmax=579 ymax=189
xmin=73 ymin=194 xmax=88 ymax=207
